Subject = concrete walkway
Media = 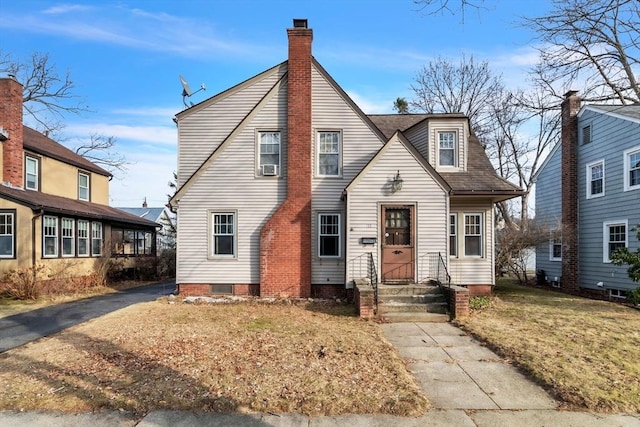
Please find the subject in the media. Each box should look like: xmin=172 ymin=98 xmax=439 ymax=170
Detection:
xmin=1 ymin=321 xmax=639 ymax=426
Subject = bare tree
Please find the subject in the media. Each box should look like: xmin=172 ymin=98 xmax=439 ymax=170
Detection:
xmin=524 ymin=0 xmax=640 ymax=104
xmin=413 ymin=0 xmax=489 ymax=21
xmin=74 ymin=134 xmax=129 ymax=174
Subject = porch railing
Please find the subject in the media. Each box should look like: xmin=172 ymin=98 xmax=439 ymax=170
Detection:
xmin=347 ymin=252 xmax=379 ymax=309
xmin=419 ymin=252 xmax=451 ymax=296
xmin=367 ymin=252 xmax=378 ymax=308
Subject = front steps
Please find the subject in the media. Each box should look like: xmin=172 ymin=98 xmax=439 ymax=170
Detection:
xmin=377 ymin=283 xmax=449 ymax=322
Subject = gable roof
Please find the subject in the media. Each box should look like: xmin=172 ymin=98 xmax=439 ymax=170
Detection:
xmin=578 ymin=104 xmax=640 ymax=124
xmin=0 ymin=185 xmax=158 ymax=228
xmin=368 ymin=113 xmax=467 ymax=140
xmin=23 ymin=126 xmax=111 ymax=177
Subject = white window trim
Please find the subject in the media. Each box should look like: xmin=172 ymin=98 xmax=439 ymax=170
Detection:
xmin=623 ymin=146 xmax=640 ymax=192
xmin=43 ymin=215 xmax=58 ymax=258
xmin=61 ymin=218 xmax=75 ymax=257
xmin=78 ymin=220 xmax=90 ymax=257
xmin=210 ymin=210 xmax=237 ymax=259
xmin=449 ymin=213 xmax=457 ymax=258
xmin=257 ymin=130 xmax=281 ymax=177
xmin=586 ymin=159 xmax=605 ymax=199
xmin=603 ymin=219 xmax=628 ymax=263
xmin=437 ymin=130 xmax=458 ymax=168
xmin=463 ymin=213 xmax=483 ymax=258
xmin=316 ymin=130 xmax=342 ymax=178
xmin=318 ymin=212 xmax=341 ymax=258
xmin=92 ymin=222 xmax=103 ymax=256
xmin=78 ymin=172 xmax=90 ymax=201
xmin=549 ymin=233 xmax=562 ymax=261
xmin=0 ymin=211 xmax=15 ymax=258
xmin=25 ymin=155 xmax=39 ymax=191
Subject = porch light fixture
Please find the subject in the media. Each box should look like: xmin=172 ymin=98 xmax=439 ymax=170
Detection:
xmin=391 ymin=170 xmax=403 ymax=193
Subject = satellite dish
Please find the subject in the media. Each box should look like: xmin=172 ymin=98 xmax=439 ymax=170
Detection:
xmin=179 ymin=74 xmax=206 ymax=107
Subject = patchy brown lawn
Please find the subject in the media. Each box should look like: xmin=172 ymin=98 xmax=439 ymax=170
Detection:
xmin=0 ymin=299 xmax=429 ymax=416
xmin=457 ymin=280 xmax=640 ymax=413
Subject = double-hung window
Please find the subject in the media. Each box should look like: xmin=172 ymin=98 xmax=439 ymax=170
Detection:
xmin=258 ymin=131 xmax=280 ymax=176
xmin=603 ymin=220 xmax=627 ymax=263
xmin=61 ymin=218 xmax=75 ymax=257
xmin=92 ymin=222 xmax=103 ymax=256
xmin=586 ymin=160 xmax=604 ymax=198
xmin=212 ymin=212 xmax=235 ymax=257
xmin=318 ymin=213 xmax=340 ymax=258
xmin=25 ymin=156 xmax=39 ymax=190
xmin=318 ymin=131 xmax=340 ymax=176
xmin=464 ymin=213 xmax=482 ymax=257
xmin=0 ymin=211 xmax=15 ymax=258
xmin=43 ymin=216 xmax=58 ymax=257
xmin=449 ymin=214 xmax=457 ymax=257
xmin=78 ymin=172 xmax=90 ymax=201
xmin=78 ymin=220 xmax=89 ymax=256
xmin=549 ymin=233 xmax=562 ymax=261
xmin=438 ymin=132 xmax=456 ymax=167
xmin=623 ymin=146 xmax=640 ymax=191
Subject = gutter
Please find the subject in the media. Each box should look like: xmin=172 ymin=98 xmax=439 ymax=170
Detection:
xmin=31 ymin=208 xmax=45 ymax=283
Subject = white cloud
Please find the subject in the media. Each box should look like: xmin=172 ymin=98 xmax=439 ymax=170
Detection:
xmin=65 ymin=123 xmax=176 ymax=146
xmin=42 ymin=4 xmax=93 ymax=15
xmin=110 ymin=152 xmax=176 ymax=207
xmin=346 ymin=91 xmax=394 ymax=114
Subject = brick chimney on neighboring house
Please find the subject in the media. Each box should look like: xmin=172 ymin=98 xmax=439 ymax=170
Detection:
xmin=561 ymin=90 xmax=581 ymax=291
xmin=260 ymin=19 xmax=313 ymax=298
xmin=0 ymin=76 xmax=24 ymax=188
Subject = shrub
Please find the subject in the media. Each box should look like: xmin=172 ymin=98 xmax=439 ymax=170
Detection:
xmin=1 ymin=265 xmax=45 ymax=300
xmin=627 ymin=288 xmax=640 ymax=307
xmin=470 ymin=296 xmax=491 ymax=311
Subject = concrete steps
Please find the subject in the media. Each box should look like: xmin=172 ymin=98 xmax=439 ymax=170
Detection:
xmin=377 ymin=283 xmax=449 ymax=322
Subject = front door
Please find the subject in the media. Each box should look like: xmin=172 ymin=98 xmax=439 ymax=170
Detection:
xmin=381 ymin=205 xmax=415 ymax=283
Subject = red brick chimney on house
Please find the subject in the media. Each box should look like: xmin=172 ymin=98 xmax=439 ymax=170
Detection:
xmin=0 ymin=76 xmax=24 ymax=188
xmin=260 ymin=19 xmax=313 ymax=298
xmin=561 ymin=90 xmax=581 ymax=291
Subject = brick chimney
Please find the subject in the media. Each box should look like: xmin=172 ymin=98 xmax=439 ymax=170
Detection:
xmin=561 ymin=90 xmax=581 ymax=291
xmin=260 ymin=19 xmax=313 ymax=298
xmin=0 ymin=76 xmax=24 ymax=188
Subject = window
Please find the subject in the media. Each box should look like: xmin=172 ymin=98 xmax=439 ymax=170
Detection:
xmin=319 ymin=213 xmax=340 ymax=257
xmin=586 ymin=160 xmax=604 ymax=198
xmin=582 ymin=125 xmax=591 ymax=145
xmin=464 ymin=214 xmax=482 ymax=257
xmin=318 ymin=131 xmax=340 ymax=176
xmin=212 ymin=213 xmax=235 ymax=256
xmin=549 ymin=233 xmax=562 ymax=261
xmin=111 ymin=227 xmax=154 ymax=256
xmin=92 ymin=222 xmax=103 ymax=256
xmin=449 ymin=214 xmax=457 ymax=257
xmin=259 ymin=131 xmax=280 ymax=175
xmin=603 ymin=220 xmax=627 ymax=263
xmin=623 ymin=146 xmax=640 ymax=191
xmin=61 ymin=218 xmax=75 ymax=257
xmin=25 ymin=156 xmax=39 ymax=190
xmin=0 ymin=211 xmax=15 ymax=258
xmin=78 ymin=172 xmax=90 ymax=201
xmin=78 ymin=220 xmax=89 ymax=257
xmin=610 ymin=289 xmax=628 ymax=300
xmin=438 ymin=132 xmax=456 ymax=167
xmin=43 ymin=216 xmax=58 ymax=257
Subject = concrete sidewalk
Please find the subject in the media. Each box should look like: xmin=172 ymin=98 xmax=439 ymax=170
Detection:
xmin=1 ymin=322 xmax=639 ymax=426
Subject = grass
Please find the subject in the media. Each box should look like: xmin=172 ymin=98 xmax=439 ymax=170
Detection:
xmin=0 ymin=299 xmax=429 ymax=416
xmin=457 ymin=279 xmax=640 ymax=413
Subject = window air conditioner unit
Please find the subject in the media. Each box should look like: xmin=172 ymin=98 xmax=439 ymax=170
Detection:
xmin=262 ymin=164 xmax=278 ymax=176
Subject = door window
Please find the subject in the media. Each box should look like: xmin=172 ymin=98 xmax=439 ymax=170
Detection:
xmin=384 ymin=208 xmax=410 ymax=245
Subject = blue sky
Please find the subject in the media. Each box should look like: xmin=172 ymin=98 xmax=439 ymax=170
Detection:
xmin=1 ymin=0 xmax=552 ymax=207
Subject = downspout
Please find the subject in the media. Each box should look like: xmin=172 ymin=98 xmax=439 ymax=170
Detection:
xmin=32 ymin=208 xmax=45 ymax=283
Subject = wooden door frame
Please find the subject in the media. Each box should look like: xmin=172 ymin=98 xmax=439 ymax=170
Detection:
xmin=380 ymin=203 xmax=416 ymax=283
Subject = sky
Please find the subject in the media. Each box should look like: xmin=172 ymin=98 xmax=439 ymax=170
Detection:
xmin=1 ymin=0 xmax=554 ymax=208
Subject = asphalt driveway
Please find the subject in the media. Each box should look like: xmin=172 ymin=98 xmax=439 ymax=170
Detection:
xmin=0 ymin=281 xmax=175 ymax=353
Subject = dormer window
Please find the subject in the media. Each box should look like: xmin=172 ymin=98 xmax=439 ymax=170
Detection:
xmin=25 ymin=155 xmax=39 ymax=190
xmin=438 ymin=132 xmax=456 ymax=167
xmin=78 ymin=172 xmax=90 ymax=201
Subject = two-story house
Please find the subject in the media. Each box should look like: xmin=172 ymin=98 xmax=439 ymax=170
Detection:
xmin=535 ymin=91 xmax=640 ymax=299
xmin=0 ymin=76 xmax=158 ymax=284
xmin=169 ymin=20 xmax=522 ymax=299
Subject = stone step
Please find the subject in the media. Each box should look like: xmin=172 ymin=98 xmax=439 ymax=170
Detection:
xmin=378 ymin=293 xmax=444 ymax=304
xmin=379 ymin=311 xmax=450 ymax=323
xmin=378 ymin=301 xmax=448 ymax=314
xmin=377 ymin=284 xmax=442 ymax=296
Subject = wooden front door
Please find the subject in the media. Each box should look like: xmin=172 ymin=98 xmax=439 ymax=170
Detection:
xmin=381 ymin=205 xmax=415 ymax=283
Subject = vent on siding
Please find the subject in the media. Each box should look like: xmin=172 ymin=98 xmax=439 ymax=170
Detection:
xmin=582 ymin=125 xmax=591 ymax=145
xmin=210 ymin=284 xmax=233 ymax=295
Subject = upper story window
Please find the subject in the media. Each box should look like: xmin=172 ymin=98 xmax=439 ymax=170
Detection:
xmin=78 ymin=172 xmax=90 ymax=201
xmin=438 ymin=132 xmax=456 ymax=167
xmin=586 ymin=160 xmax=604 ymax=199
xmin=318 ymin=213 xmax=341 ymax=258
xmin=0 ymin=211 xmax=15 ymax=258
xmin=603 ymin=220 xmax=627 ymax=263
xmin=211 ymin=212 xmax=236 ymax=257
xmin=464 ymin=213 xmax=482 ymax=257
xmin=582 ymin=125 xmax=591 ymax=145
xmin=43 ymin=216 xmax=58 ymax=258
xmin=25 ymin=155 xmax=39 ymax=190
xmin=258 ymin=131 xmax=281 ymax=176
xmin=623 ymin=146 xmax=640 ymax=192
xmin=317 ymin=131 xmax=341 ymax=177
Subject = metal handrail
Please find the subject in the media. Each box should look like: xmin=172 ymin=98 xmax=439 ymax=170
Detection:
xmin=367 ymin=252 xmax=378 ymax=309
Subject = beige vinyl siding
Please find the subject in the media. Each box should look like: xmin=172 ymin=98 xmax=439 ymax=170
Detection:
xmin=448 ymin=198 xmax=494 ymax=285
xmin=176 ymin=80 xmax=288 ymax=285
xmin=177 ymin=65 xmax=287 ymax=186
xmin=346 ymin=136 xmax=448 ymax=285
xmin=310 ymin=65 xmax=384 ymax=285
xmin=404 ymin=122 xmax=430 ymax=162
xmin=428 ymin=119 xmax=467 ymax=172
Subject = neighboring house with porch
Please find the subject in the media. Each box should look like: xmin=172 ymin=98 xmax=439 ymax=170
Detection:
xmin=0 ymin=76 xmax=158 ymax=284
xmin=535 ymin=92 xmax=640 ymax=299
xmin=120 ymin=199 xmax=176 ymax=252
xmin=169 ymin=20 xmax=522 ymax=299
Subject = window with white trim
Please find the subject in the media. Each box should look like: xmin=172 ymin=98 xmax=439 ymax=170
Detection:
xmin=623 ymin=146 xmax=640 ymax=191
xmin=43 ymin=216 xmax=58 ymax=257
xmin=317 ymin=131 xmax=340 ymax=176
xmin=603 ymin=220 xmax=627 ymax=263
xmin=609 ymin=289 xmax=628 ymax=299
xmin=449 ymin=214 xmax=457 ymax=257
xmin=212 ymin=212 xmax=235 ymax=256
xmin=258 ymin=131 xmax=281 ymax=176
xmin=25 ymin=156 xmax=39 ymax=190
xmin=464 ymin=213 xmax=482 ymax=257
xmin=549 ymin=233 xmax=562 ymax=261
xmin=91 ymin=222 xmax=103 ymax=256
xmin=61 ymin=218 xmax=75 ymax=257
xmin=78 ymin=172 xmax=90 ymax=201
xmin=586 ymin=160 xmax=604 ymax=198
xmin=0 ymin=211 xmax=15 ymax=258
xmin=438 ymin=132 xmax=456 ymax=167
xmin=319 ymin=213 xmax=340 ymax=258
xmin=78 ymin=220 xmax=89 ymax=257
